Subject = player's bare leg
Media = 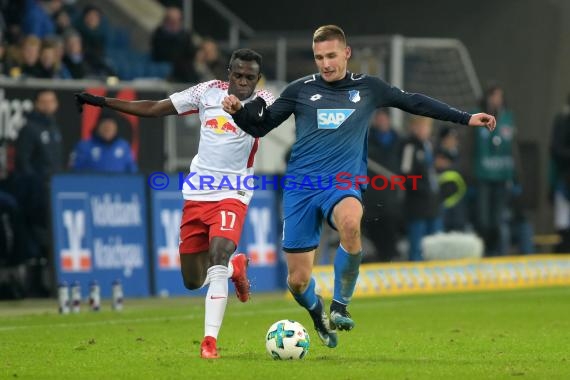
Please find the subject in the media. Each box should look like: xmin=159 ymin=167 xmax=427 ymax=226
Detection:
xmin=286 ymin=250 xmax=337 ymax=348
xmin=330 ymin=197 xmax=363 ymax=331
xmin=209 ymin=237 xmax=250 ymax=302
xmin=180 ymin=251 xmax=210 ymax=290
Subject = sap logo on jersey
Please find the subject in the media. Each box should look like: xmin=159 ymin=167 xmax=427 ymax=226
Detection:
xmin=317 ymin=109 xmax=355 ymax=129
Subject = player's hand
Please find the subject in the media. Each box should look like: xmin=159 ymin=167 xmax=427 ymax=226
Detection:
xmin=222 ymin=95 xmax=242 ymax=114
xmin=74 ymin=92 xmax=106 ymax=113
xmin=468 ymin=113 xmax=496 ymax=132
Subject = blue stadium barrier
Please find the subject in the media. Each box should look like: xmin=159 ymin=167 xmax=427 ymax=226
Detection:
xmin=50 ymin=174 xmax=151 ymax=299
xmin=51 ymin=173 xmax=285 ymax=298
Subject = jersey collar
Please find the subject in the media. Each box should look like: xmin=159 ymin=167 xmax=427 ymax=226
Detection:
xmin=318 ymin=71 xmax=352 ymax=87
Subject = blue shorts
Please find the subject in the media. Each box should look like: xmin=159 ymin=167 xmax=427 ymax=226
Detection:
xmin=282 ymin=186 xmax=362 ymax=253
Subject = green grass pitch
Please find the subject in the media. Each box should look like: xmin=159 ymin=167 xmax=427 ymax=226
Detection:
xmin=1 ymin=287 xmax=569 ymax=379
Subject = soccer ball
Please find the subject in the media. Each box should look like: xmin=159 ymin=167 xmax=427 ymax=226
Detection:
xmin=265 ymin=320 xmax=310 ymax=360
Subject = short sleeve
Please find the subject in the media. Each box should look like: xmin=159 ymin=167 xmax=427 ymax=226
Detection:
xmin=169 ymin=80 xmax=221 ymax=115
xmin=255 ymin=89 xmax=276 ymax=106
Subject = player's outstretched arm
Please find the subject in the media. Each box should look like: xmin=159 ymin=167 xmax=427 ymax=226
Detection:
xmin=375 ymin=78 xmax=496 ymax=132
xmin=468 ymin=113 xmax=496 ymax=132
xmin=75 ymin=92 xmax=177 ymax=117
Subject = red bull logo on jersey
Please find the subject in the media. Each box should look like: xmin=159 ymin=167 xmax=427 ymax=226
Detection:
xmin=204 ymin=116 xmax=239 ymax=134
xmin=317 ymin=109 xmax=355 ymax=129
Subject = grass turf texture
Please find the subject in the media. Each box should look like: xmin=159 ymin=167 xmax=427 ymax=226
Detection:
xmin=1 ymin=287 xmax=569 ymax=379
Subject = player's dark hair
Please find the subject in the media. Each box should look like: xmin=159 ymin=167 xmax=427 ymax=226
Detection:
xmin=229 ymin=49 xmax=262 ymax=72
xmin=313 ymin=25 xmax=347 ymax=45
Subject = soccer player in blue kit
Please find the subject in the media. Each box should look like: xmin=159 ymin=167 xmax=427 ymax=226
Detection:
xmin=223 ymin=25 xmax=496 ymax=348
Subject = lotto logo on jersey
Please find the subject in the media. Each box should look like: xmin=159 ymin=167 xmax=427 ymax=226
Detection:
xmin=317 ymin=109 xmax=355 ymax=129
xmin=204 ymin=116 xmax=238 ymax=134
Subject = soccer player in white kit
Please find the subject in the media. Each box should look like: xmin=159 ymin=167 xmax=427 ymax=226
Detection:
xmin=75 ymin=49 xmax=274 ymax=359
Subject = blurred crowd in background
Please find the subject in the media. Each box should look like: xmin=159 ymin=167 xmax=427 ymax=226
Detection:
xmin=0 ymin=0 xmax=225 ymax=82
xmin=1 ymin=0 xmax=570 ymax=298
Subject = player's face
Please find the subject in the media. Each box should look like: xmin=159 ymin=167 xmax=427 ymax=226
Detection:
xmin=228 ymin=59 xmax=261 ymax=101
xmin=313 ymin=39 xmax=351 ymax=82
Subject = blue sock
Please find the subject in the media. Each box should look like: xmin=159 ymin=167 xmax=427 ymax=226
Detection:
xmin=333 ymin=245 xmax=362 ymax=305
xmin=288 ymin=277 xmax=319 ymax=311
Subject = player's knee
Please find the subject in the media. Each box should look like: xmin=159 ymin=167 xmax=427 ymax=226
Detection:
xmin=182 ymin=275 xmax=203 ymax=290
xmin=210 ymin=238 xmax=235 ymax=266
xmin=337 ymin=215 xmax=361 ymax=240
xmin=287 ymin=272 xmax=311 ymax=293
xmin=210 ymin=248 xmax=233 ymax=266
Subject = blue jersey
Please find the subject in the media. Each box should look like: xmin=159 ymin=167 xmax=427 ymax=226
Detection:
xmin=234 ymin=72 xmax=471 ymax=185
xmin=71 ymin=136 xmax=138 ymax=173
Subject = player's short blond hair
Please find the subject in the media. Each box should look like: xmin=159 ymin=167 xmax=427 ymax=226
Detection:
xmin=313 ymin=25 xmax=346 ymax=45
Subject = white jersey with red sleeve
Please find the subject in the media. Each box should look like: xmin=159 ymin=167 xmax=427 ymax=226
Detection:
xmin=169 ymin=80 xmax=275 ymax=204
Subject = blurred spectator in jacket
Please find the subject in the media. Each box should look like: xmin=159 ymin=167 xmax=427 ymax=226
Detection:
xmin=194 ymin=38 xmax=227 ymax=82
xmin=550 ymin=93 xmax=570 ymax=252
xmin=62 ymin=30 xmax=114 ymax=79
xmin=153 ymin=7 xmax=201 ymax=82
xmin=13 ymin=89 xmax=63 ymax=222
xmin=151 ymin=6 xmax=199 ymax=63
xmin=70 ymin=117 xmax=137 ymax=173
xmin=23 ymin=0 xmax=61 ymax=39
xmin=44 ymin=35 xmax=64 ymax=62
xmin=363 ymin=108 xmax=403 ymax=262
xmin=16 ymin=89 xmax=63 ymax=180
xmin=471 ymin=84 xmax=516 ymax=256
xmin=1 ymin=0 xmax=26 ymax=44
xmin=62 ymin=31 xmax=88 ymax=78
xmin=435 ymin=126 xmax=467 ymax=231
xmin=53 ymin=6 xmax=73 ymax=35
xmin=75 ymin=5 xmax=109 ymax=60
xmin=36 ymin=40 xmax=71 ymax=79
xmin=7 ymin=90 xmax=63 ymax=295
xmin=401 ymin=116 xmax=442 ymax=261
xmin=11 ymin=35 xmax=42 ymax=78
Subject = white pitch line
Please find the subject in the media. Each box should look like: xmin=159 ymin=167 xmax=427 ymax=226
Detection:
xmin=0 ymin=307 xmax=301 ymax=332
